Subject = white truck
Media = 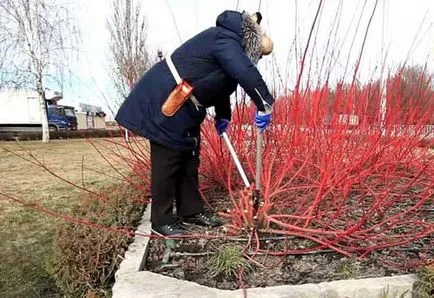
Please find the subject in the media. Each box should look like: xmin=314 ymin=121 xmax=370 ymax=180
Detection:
xmin=0 ymin=90 xmax=77 ymax=132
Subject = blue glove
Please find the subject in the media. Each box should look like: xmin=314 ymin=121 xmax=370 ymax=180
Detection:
xmin=254 ymin=111 xmax=272 ymax=132
xmin=215 ymin=119 xmax=229 ymax=135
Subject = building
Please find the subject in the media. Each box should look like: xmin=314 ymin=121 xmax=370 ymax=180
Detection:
xmin=76 ymin=103 xmax=107 ymax=130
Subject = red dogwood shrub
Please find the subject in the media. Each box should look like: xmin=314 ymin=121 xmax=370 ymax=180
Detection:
xmin=199 ymin=79 xmax=434 ymax=263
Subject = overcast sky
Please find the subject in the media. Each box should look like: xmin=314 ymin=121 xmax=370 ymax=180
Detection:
xmin=64 ymin=0 xmax=434 ymax=118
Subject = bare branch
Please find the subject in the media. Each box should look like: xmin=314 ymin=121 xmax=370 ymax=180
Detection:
xmin=106 ymin=0 xmax=154 ymax=108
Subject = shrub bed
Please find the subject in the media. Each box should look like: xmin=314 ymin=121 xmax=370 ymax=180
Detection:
xmin=48 ymin=180 xmax=147 ymax=298
xmin=0 ymin=129 xmax=124 ymax=141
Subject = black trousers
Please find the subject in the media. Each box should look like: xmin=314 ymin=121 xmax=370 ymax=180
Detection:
xmin=150 ymin=141 xmax=204 ymax=226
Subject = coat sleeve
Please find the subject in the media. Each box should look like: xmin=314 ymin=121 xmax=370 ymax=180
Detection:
xmin=212 ymin=32 xmax=274 ymax=111
xmin=214 ymin=95 xmax=231 ymax=121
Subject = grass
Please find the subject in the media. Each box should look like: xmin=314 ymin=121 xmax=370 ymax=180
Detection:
xmin=379 ymin=285 xmax=409 ymax=298
xmin=208 ymin=244 xmax=253 ymax=279
xmin=336 ymin=260 xmax=361 ymax=280
xmin=414 ymin=265 xmax=434 ymax=298
xmin=0 ymin=138 xmax=137 ymax=298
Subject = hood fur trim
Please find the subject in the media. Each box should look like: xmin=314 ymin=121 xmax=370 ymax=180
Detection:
xmin=241 ymin=11 xmax=262 ymax=65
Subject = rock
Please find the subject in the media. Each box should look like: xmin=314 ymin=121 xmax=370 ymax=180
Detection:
xmin=173 ymin=268 xmax=185 ymax=280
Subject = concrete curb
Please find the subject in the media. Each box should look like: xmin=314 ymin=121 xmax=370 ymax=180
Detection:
xmin=112 ymin=208 xmax=418 ymax=298
xmin=115 ymin=207 xmax=151 ymax=277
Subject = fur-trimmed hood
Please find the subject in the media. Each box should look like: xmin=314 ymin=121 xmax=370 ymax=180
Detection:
xmin=216 ymin=10 xmax=263 ymax=65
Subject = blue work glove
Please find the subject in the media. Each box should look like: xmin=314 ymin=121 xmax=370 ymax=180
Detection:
xmin=215 ymin=119 xmax=230 ymax=135
xmin=254 ymin=110 xmax=272 ymax=132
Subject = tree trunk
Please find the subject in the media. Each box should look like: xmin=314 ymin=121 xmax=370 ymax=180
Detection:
xmin=37 ymin=80 xmax=50 ymax=143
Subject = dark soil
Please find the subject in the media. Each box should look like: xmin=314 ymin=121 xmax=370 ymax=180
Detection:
xmin=145 ymin=188 xmax=433 ymax=290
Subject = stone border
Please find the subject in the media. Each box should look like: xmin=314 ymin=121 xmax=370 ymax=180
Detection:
xmin=114 ymin=207 xmax=152 ymax=276
xmin=112 ymin=208 xmax=418 ymax=298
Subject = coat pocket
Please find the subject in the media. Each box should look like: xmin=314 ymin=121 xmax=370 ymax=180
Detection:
xmin=186 ymin=101 xmax=207 ymax=128
xmin=155 ymin=104 xmax=189 ymax=136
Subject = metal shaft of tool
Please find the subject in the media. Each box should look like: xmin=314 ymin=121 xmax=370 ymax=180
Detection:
xmin=255 ymin=130 xmax=263 ymax=192
xmin=221 ymin=132 xmax=250 ymax=188
xmin=252 ymin=128 xmax=264 ymax=215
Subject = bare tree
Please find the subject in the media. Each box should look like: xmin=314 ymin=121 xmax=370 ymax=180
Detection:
xmin=385 ymin=65 xmax=434 ymax=124
xmin=106 ymin=0 xmax=153 ymax=108
xmin=0 ymin=0 xmax=78 ymax=142
xmin=0 ymin=40 xmax=32 ymax=89
xmin=0 ymin=45 xmax=8 ymax=89
xmin=0 ymin=11 xmax=14 ymax=89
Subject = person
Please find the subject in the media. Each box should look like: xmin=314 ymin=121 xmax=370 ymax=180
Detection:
xmin=115 ymin=10 xmax=275 ymax=236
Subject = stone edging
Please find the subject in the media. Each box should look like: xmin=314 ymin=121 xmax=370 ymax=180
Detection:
xmin=115 ymin=207 xmax=151 ymax=276
xmin=112 ymin=208 xmax=418 ymax=298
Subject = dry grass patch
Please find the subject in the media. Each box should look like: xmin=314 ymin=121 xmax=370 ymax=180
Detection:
xmin=0 ymin=138 xmax=142 ymax=297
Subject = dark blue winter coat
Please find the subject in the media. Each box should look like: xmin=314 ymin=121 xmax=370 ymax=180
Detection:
xmin=115 ymin=10 xmax=274 ymax=152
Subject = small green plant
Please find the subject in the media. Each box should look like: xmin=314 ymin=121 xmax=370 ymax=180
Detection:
xmin=336 ymin=260 xmax=361 ymax=280
xmin=379 ymin=285 xmax=390 ymax=298
xmin=414 ymin=265 xmax=434 ymax=298
xmin=208 ymin=245 xmax=253 ymax=279
xmin=379 ymin=284 xmax=409 ymax=298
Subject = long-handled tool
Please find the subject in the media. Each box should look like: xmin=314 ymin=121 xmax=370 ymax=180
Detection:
xmin=221 ymin=132 xmax=250 ymax=189
xmin=253 ymin=130 xmax=263 ymax=215
xmin=221 ymin=130 xmax=263 ymax=220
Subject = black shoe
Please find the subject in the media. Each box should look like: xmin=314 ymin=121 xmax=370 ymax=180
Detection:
xmin=182 ymin=213 xmax=223 ymax=228
xmin=151 ymin=223 xmax=185 ymax=237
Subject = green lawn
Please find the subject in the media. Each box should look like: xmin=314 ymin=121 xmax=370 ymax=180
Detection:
xmin=0 ymin=138 xmax=134 ymax=297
